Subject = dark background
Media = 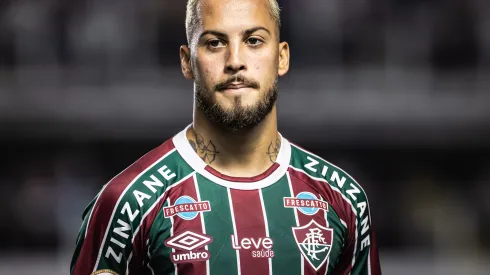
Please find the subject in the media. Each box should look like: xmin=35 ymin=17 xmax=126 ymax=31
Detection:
xmin=1 ymin=0 xmax=489 ymax=274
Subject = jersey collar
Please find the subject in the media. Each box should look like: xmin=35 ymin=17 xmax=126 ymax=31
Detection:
xmin=172 ymin=124 xmax=291 ymax=190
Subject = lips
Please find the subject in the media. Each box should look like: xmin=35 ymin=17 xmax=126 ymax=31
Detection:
xmin=223 ymin=83 xmax=250 ymax=89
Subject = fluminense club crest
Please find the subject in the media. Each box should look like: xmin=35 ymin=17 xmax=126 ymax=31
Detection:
xmin=292 ymin=220 xmax=334 ymax=271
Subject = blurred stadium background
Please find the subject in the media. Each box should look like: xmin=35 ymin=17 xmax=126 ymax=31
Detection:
xmin=1 ymin=0 xmax=489 ymax=274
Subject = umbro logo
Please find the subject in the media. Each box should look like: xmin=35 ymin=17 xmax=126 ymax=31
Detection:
xmin=164 ymin=231 xmax=213 ymax=263
xmin=166 ymin=231 xmax=212 ymax=251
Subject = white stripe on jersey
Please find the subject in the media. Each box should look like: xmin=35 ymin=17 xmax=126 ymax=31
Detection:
xmin=227 ymin=188 xmax=241 ymax=275
xmin=368 ymin=250 xmax=372 ymax=275
xmin=340 ymin=219 xmax=348 ymax=229
xmin=146 ymin=239 xmax=156 ymax=275
xmin=259 ymin=189 xmax=272 ymax=275
xmin=193 ymin=174 xmax=210 ymax=275
xmin=125 ymin=252 xmax=132 ymax=275
xmin=286 ymin=172 xmax=303 ymax=275
xmin=167 ymin=198 xmax=177 ymax=275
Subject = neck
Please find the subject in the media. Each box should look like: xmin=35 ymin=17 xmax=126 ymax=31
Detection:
xmin=186 ymin=107 xmax=281 ymax=177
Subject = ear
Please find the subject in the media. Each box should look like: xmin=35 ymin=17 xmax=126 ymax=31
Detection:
xmin=277 ymin=41 xmax=290 ymax=77
xmin=180 ymin=45 xmax=194 ymax=80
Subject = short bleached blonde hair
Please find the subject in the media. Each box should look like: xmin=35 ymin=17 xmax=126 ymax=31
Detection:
xmin=185 ymin=0 xmax=281 ymax=45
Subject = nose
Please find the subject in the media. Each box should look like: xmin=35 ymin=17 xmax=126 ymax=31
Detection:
xmin=225 ymin=41 xmax=246 ymax=74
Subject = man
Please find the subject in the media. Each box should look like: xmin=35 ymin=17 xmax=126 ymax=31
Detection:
xmin=70 ymin=0 xmax=381 ymax=274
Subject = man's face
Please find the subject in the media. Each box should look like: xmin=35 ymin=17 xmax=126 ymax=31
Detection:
xmin=182 ymin=0 xmax=289 ymax=131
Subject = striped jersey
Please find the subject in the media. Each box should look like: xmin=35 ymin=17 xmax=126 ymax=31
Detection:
xmin=71 ymin=125 xmax=381 ymax=275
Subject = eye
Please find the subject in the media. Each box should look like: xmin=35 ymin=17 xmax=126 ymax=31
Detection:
xmin=246 ymin=37 xmax=263 ymax=46
xmin=208 ymin=39 xmax=225 ymax=48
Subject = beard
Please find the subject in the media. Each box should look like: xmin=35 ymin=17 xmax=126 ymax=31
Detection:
xmin=194 ymin=75 xmax=278 ymax=132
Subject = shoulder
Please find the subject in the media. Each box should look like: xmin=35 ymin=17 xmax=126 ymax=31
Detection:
xmin=98 ymin=138 xmax=178 ymax=203
xmin=287 ymin=141 xmax=371 ymax=219
xmin=73 ymin=138 xmax=197 ymax=272
xmin=288 ymin=141 xmax=379 ymax=254
xmin=84 ymin=137 xmax=190 ymax=222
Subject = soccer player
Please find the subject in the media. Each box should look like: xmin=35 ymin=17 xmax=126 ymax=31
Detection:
xmin=70 ymin=0 xmax=381 ymax=274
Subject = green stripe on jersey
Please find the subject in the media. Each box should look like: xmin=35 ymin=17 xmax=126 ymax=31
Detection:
xmin=352 ymin=251 xmax=370 ymax=275
xmin=261 ymin=175 xmax=302 ymax=275
xmin=325 ymin=206 xmax=347 ymax=271
xmin=96 ymin=150 xmax=194 ymax=271
xmin=148 ymin=199 xmax=175 ymax=274
xmin=195 ymin=174 xmax=238 ymax=275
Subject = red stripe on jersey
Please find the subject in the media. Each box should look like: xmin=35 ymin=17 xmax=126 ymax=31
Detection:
xmin=73 ymin=140 xmax=175 ymax=275
xmin=288 ymin=171 xmax=328 ymax=275
xmin=288 ymin=167 xmax=358 ymax=274
xmin=205 ymin=163 xmax=279 ymax=182
xmin=167 ymin=176 xmax=207 ymax=275
xmin=230 ymin=189 xmax=269 ymax=275
xmin=369 ymin=225 xmax=381 ymax=275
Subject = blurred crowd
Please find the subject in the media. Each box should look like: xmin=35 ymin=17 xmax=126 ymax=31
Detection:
xmin=0 ymin=0 xmax=489 ymax=273
xmin=0 ymin=0 xmax=489 ymax=70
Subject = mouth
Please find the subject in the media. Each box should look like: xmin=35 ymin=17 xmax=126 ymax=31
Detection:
xmin=220 ymin=82 xmax=253 ymax=93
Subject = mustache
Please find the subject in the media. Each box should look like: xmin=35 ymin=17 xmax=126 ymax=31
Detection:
xmin=213 ymin=75 xmax=260 ymax=91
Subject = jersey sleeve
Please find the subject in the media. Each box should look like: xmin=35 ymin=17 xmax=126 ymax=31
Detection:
xmin=349 ymin=220 xmax=381 ymax=275
xmin=70 ymin=186 xmax=135 ymax=275
xmin=337 ymin=192 xmax=381 ymax=275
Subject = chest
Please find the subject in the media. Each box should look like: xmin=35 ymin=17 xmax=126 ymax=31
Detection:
xmin=146 ymin=174 xmax=346 ymax=275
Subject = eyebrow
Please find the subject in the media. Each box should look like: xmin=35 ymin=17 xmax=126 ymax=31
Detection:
xmin=199 ymin=26 xmax=271 ymax=40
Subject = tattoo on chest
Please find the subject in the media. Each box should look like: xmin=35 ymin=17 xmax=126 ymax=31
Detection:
xmin=266 ymin=137 xmax=281 ymax=163
xmin=190 ymin=132 xmax=219 ymax=164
